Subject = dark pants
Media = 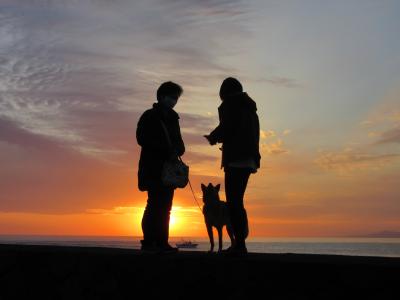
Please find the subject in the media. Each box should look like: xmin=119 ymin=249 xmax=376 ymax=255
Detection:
xmin=141 ymin=183 xmax=174 ymax=247
xmin=224 ymin=167 xmax=251 ymax=247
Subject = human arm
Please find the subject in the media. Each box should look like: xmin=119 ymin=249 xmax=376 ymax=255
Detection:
xmin=206 ymin=105 xmax=237 ymax=145
xmin=174 ymin=119 xmax=185 ymax=157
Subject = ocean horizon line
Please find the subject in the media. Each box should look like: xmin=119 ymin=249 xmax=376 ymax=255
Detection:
xmin=2 ymin=235 xmax=400 ymax=257
xmin=1 ymin=234 xmax=400 ymax=240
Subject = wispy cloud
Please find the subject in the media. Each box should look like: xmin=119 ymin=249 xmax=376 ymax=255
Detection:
xmin=260 ymin=129 xmax=276 ymax=139
xmin=315 ymin=148 xmax=400 ymax=174
xmin=2 ymin=0 xmax=400 ymax=236
xmin=0 ymin=0 xmax=254 ymax=164
xmin=258 ymin=76 xmax=300 ymax=88
xmin=0 ymin=0 xmax=259 ymax=215
xmin=376 ymin=127 xmax=400 ymax=145
xmin=0 ymin=116 xmax=141 ymax=214
xmin=261 ymin=139 xmax=289 ymax=155
xmin=86 ymin=205 xmax=201 ymax=216
xmin=184 ymin=151 xmax=218 ymax=164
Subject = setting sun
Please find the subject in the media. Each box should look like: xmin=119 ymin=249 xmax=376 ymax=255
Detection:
xmin=169 ymin=214 xmax=177 ymax=229
xmin=168 ymin=206 xmax=203 ymax=236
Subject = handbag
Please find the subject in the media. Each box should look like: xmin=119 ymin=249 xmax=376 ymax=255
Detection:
xmin=160 ymin=120 xmax=189 ymax=188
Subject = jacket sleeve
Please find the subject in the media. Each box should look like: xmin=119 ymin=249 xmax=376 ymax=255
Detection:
xmin=208 ymin=106 xmax=237 ymax=144
xmin=136 ymin=111 xmax=170 ymax=152
xmin=175 ymin=119 xmax=185 ymax=156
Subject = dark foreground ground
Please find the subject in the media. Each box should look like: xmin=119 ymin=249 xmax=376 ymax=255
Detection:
xmin=0 ymin=244 xmax=399 ymax=300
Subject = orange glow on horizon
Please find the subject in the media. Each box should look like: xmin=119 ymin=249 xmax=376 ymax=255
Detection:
xmin=1 ymin=203 xmax=399 ymax=238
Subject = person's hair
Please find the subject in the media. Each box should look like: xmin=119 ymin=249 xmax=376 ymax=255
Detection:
xmin=219 ymin=77 xmax=243 ymax=100
xmin=156 ymin=81 xmax=183 ymax=102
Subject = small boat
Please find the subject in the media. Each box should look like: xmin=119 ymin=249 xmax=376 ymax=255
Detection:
xmin=176 ymin=240 xmax=198 ymax=249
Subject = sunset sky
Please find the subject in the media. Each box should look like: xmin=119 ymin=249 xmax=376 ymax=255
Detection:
xmin=1 ymin=0 xmax=399 ymax=237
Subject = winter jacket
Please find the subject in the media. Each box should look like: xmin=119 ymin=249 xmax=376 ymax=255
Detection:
xmin=209 ymin=92 xmax=261 ymax=170
xmin=136 ymin=103 xmax=185 ymax=191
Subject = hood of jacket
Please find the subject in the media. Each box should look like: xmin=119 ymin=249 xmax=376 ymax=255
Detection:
xmin=219 ymin=92 xmax=257 ymax=112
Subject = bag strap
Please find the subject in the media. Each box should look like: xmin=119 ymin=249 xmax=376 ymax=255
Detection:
xmin=160 ymin=119 xmax=183 ymax=161
xmin=159 ymin=119 xmax=172 ymax=148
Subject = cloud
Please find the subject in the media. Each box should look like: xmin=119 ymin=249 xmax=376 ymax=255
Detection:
xmin=0 ymin=116 xmax=141 ymax=214
xmin=180 ymin=112 xmax=217 ymax=132
xmin=86 ymin=205 xmax=200 ymax=216
xmin=360 ymin=86 xmax=400 ymax=129
xmin=315 ymin=148 xmax=400 ymax=174
xmin=261 ymin=139 xmax=289 ymax=155
xmin=0 ymin=0 xmax=255 ymax=165
xmin=392 ymin=111 xmax=400 ymax=122
xmin=167 ymin=0 xmax=247 ymax=17
xmin=171 ymin=112 xmax=219 ymax=146
xmin=260 ymin=129 xmax=276 ymax=139
xmin=86 ymin=206 xmax=142 ymax=216
xmin=184 ymin=151 xmax=218 ymax=164
xmin=248 ymin=169 xmax=400 ymax=235
xmin=259 ymin=129 xmax=292 ymax=156
xmin=0 ymin=114 xmax=221 ymax=214
xmin=259 ymin=76 xmax=300 ymax=88
xmin=181 ymin=132 xmax=210 ymax=146
xmin=376 ymin=127 xmax=400 ymax=144
xmin=359 ymin=100 xmax=400 ymax=145
xmin=61 ymin=106 xmax=142 ymax=163
xmin=0 ymin=4 xmax=144 ymax=159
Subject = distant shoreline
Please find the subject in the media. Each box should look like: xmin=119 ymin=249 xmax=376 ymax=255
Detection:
xmin=0 ymin=244 xmax=399 ymax=299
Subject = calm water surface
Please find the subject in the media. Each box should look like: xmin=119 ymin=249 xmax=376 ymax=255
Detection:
xmin=1 ymin=235 xmax=400 ymax=257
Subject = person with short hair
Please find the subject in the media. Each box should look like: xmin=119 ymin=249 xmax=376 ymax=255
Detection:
xmin=136 ymin=81 xmax=185 ymax=252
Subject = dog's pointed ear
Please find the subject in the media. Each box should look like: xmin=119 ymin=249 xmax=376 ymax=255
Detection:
xmin=201 ymin=183 xmax=206 ymax=192
xmin=215 ymin=184 xmax=221 ymax=192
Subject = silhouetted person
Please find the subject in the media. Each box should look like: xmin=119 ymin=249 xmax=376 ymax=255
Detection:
xmin=136 ymin=81 xmax=185 ymax=252
xmin=205 ymin=77 xmax=260 ymax=254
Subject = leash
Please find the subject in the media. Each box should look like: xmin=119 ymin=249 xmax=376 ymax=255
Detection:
xmin=187 ymin=177 xmax=203 ymax=214
xmin=161 ymin=118 xmax=202 ymax=213
xmin=161 ymin=119 xmax=202 ymax=214
xmin=174 ymin=155 xmax=202 ymax=214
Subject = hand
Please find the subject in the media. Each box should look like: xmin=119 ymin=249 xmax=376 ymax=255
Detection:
xmin=204 ymin=134 xmax=216 ymax=145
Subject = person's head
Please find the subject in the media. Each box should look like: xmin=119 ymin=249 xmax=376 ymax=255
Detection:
xmin=157 ymin=81 xmax=183 ymax=109
xmin=219 ymin=77 xmax=243 ymax=101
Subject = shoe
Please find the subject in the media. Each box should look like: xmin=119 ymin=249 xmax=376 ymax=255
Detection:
xmin=159 ymin=243 xmax=179 ymax=253
xmin=232 ymin=246 xmax=248 ymax=255
xmin=223 ymin=245 xmax=248 ymax=256
xmin=221 ymin=246 xmax=234 ymax=253
xmin=140 ymin=240 xmax=161 ymax=253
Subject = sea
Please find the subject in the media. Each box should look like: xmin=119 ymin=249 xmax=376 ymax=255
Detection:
xmin=1 ymin=235 xmax=400 ymax=257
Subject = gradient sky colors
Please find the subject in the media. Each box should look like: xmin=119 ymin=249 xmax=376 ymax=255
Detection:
xmin=1 ymin=0 xmax=400 ymax=237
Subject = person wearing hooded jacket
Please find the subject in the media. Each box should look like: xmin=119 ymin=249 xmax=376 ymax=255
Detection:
xmin=205 ymin=77 xmax=261 ymax=254
xmin=136 ymin=81 xmax=185 ymax=252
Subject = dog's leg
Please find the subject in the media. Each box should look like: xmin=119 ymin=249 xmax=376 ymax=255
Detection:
xmin=226 ymin=223 xmax=235 ymax=248
xmin=217 ymin=227 xmax=223 ymax=252
xmin=206 ymin=223 xmax=214 ymax=252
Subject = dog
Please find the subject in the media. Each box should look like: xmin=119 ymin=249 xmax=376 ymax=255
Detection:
xmin=201 ymin=183 xmax=235 ymax=252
